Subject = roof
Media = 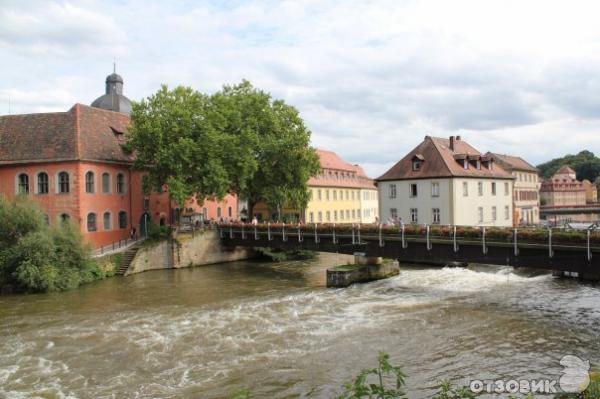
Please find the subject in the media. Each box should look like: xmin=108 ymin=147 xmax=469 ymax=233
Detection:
xmin=556 ymin=165 xmax=576 ymax=175
xmin=376 ymin=136 xmax=513 ymax=181
xmin=0 ymin=104 xmax=133 ymax=165
xmin=308 ymin=149 xmax=376 ymax=189
xmin=486 ymin=152 xmax=538 ymax=173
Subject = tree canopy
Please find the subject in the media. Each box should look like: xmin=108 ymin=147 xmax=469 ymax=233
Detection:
xmin=127 ymin=81 xmax=320 ymax=217
xmin=537 ymin=150 xmax=600 ymax=182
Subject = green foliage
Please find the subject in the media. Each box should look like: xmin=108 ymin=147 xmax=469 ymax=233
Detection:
xmin=336 ymin=352 xmax=407 ymax=399
xmin=146 ymin=221 xmax=171 ymax=241
xmin=229 ymin=389 xmax=252 ymax=399
xmin=537 ymin=150 xmax=600 ymax=181
xmin=432 ymin=380 xmax=475 ymax=399
xmin=0 ymin=197 xmax=103 ymax=293
xmin=254 ymin=247 xmax=315 ymax=262
xmin=127 ymin=80 xmax=320 ymax=214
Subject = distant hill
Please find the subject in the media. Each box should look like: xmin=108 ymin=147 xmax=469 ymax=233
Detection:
xmin=536 ymin=150 xmax=600 ymax=182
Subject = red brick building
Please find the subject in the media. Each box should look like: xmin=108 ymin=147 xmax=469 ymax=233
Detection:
xmin=0 ymin=72 xmax=237 ymax=248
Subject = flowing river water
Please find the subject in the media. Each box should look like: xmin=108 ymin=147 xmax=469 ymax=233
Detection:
xmin=1 ymin=253 xmax=599 ymax=398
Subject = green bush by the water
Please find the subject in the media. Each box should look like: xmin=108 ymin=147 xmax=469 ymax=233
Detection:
xmin=254 ymin=247 xmax=316 ymax=262
xmin=0 ymin=197 xmax=104 ymax=293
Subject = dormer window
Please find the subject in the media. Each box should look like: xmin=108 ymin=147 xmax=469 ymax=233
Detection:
xmin=463 ymin=159 xmax=469 ymax=170
xmin=476 ymin=160 xmax=481 ymax=170
xmin=412 ymin=154 xmax=424 ymax=171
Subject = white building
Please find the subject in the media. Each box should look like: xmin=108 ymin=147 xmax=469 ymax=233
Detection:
xmin=376 ymin=136 xmax=515 ymax=227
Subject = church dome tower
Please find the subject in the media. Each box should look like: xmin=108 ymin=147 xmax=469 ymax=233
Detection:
xmin=91 ymin=65 xmax=132 ymax=115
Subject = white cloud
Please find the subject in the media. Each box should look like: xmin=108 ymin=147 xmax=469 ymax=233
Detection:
xmin=2 ymin=0 xmax=600 ymax=177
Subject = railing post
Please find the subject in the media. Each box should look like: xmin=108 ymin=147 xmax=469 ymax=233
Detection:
xmin=298 ymin=224 xmax=302 ymax=242
xmin=351 ymin=223 xmax=356 ymax=245
xmin=268 ymin=222 xmax=272 ymax=241
xmin=241 ymin=223 xmax=246 ymax=239
xmin=357 ymin=223 xmax=361 ymax=244
xmin=254 ymin=224 xmax=258 ymax=240
xmin=513 ymin=228 xmax=519 ymax=256
xmin=548 ymin=228 xmax=553 ymax=258
xmin=588 ymin=229 xmax=592 ymax=261
xmin=112 ymin=242 xmax=115 ymax=251
xmin=314 ymin=223 xmax=320 ymax=243
xmin=426 ymin=224 xmax=431 ymax=251
xmin=401 ymin=224 xmax=407 ymax=249
xmin=219 ymin=224 xmax=224 ymax=238
xmin=482 ymin=227 xmax=488 ymax=255
xmin=332 ymin=223 xmax=337 ymax=244
xmin=379 ymin=223 xmax=384 ymax=247
xmin=453 ymin=225 xmax=458 ymax=253
xmin=282 ymin=222 xmax=287 ymax=242
xmin=229 ymin=221 xmax=234 ymax=239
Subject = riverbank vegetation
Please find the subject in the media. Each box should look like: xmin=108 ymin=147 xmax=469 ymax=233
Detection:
xmin=126 ymin=80 xmax=320 ymax=217
xmin=254 ymin=247 xmax=316 ymax=262
xmin=0 ymin=197 xmax=104 ymax=293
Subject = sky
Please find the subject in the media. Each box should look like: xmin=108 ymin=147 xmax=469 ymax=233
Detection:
xmin=2 ymin=0 xmax=600 ymax=178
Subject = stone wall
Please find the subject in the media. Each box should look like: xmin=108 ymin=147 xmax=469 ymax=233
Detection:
xmin=126 ymin=230 xmax=253 ymax=275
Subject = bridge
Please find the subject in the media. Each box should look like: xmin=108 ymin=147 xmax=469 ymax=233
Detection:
xmin=219 ymin=223 xmax=600 ymax=279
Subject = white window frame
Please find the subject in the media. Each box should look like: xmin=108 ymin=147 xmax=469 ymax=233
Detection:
xmin=431 ymin=182 xmax=440 ymax=197
xmin=432 ymin=208 xmax=440 ymax=224
xmin=389 ymin=184 xmax=397 ymax=199
xmin=410 ymin=208 xmax=418 ymax=223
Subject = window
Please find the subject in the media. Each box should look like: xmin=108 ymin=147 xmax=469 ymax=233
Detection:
xmin=346 ymin=190 xmax=349 ymax=200
xmin=389 ymin=184 xmax=397 ymax=198
xmin=504 ymin=205 xmax=510 ymax=220
xmin=87 ymin=213 xmax=97 ymax=232
xmin=492 ymin=206 xmax=497 ymax=221
xmin=431 ymin=182 xmax=440 ymax=197
xmin=504 ymin=182 xmax=509 ymax=195
xmin=116 ymin=173 xmax=125 ymax=194
xmin=340 ymin=210 xmax=344 ymax=220
xmin=333 ymin=190 xmax=337 ymax=201
xmin=334 ymin=210 xmax=338 ymax=221
xmin=412 ymin=160 xmax=421 ymax=171
xmin=317 ymin=190 xmax=322 ymax=201
xmin=463 ymin=181 xmax=468 ymax=196
xmin=477 ymin=182 xmax=483 ymax=196
xmin=119 ymin=211 xmax=127 ymax=229
xmin=478 ymin=207 xmax=483 ymax=223
xmin=203 ymin=208 xmax=208 ymax=219
xmin=409 ymin=184 xmax=418 ymax=197
xmin=476 ymin=160 xmax=481 ymax=170
xmin=143 ymin=198 xmax=150 ymax=210
xmin=58 ymin=172 xmax=69 ymax=193
xmin=102 ymin=173 xmax=110 ymax=193
xmin=103 ymin=212 xmax=111 ymax=230
xmin=309 ymin=212 xmax=314 ymax=223
xmin=352 ymin=209 xmax=356 ymax=219
xmin=37 ymin=172 xmax=49 ymax=194
xmin=351 ymin=191 xmax=355 ymax=200
xmin=60 ymin=213 xmax=70 ymax=223
xmin=390 ymin=208 xmax=398 ymax=219
xmin=346 ymin=210 xmax=350 ymax=219
xmin=318 ymin=211 xmax=323 ymax=222
xmin=17 ymin=173 xmax=29 ymax=194
xmin=432 ymin=208 xmax=440 ymax=224
xmin=491 ymin=182 xmax=496 ymax=195
xmin=85 ymin=171 xmax=95 ymax=193
xmin=463 ymin=159 xmax=469 ymax=170
xmin=217 ymin=207 xmax=222 ymax=218
xmin=326 ymin=211 xmax=331 ymax=222
xmin=228 ymin=207 xmax=232 ymax=218
xmin=410 ymin=208 xmax=418 ymax=223
xmin=326 ymin=190 xmax=330 ymax=201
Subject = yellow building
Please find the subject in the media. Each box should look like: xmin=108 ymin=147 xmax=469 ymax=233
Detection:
xmin=253 ymin=149 xmax=378 ymax=224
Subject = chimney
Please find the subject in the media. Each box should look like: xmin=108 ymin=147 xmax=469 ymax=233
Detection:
xmin=456 ymin=135 xmax=461 ymax=141
xmin=449 ymin=136 xmax=455 ymax=151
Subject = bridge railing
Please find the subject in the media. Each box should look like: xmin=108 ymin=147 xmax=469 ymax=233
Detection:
xmin=218 ymin=222 xmax=600 ymax=253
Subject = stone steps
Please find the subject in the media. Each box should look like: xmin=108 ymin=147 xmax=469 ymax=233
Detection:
xmin=116 ymin=245 xmax=141 ymax=276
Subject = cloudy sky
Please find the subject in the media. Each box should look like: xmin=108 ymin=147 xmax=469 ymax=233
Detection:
xmin=2 ymin=0 xmax=600 ymax=177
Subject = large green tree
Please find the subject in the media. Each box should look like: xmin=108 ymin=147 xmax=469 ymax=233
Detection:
xmin=127 ymin=81 xmax=320 ymax=218
xmin=537 ymin=150 xmax=600 ymax=182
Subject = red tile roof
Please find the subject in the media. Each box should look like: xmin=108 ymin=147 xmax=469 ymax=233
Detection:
xmin=308 ymin=149 xmax=376 ymax=189
xmin=376 ymin=136 xmax=513 ymax=181
xmin=486 ymin=152 xmax=538 ymax=173
xmin=0 ymin=104 xmax=133 ymax=165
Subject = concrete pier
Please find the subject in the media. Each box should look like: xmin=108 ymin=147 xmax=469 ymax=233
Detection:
xmin=326 ymin=254 xmax=399 ymax=287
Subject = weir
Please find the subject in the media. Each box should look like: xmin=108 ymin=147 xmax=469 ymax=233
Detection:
xmin=220 ymin=223 xmax=600 ymax=280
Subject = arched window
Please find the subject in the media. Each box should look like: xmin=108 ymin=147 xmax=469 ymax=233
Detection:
xmin=103 ymin=212 xmax=111 ymax=230
xmin=102 ymin=172 xmax=110 ymax=193
xmin=60 ymin=213 xmax=70 ymax=223
xmin=116 ymin=173 xmax=125 ymax=194
xmin=228 ymin=206 xmax=232 ymax=217
xmin=87 ymin=213 xmax=97 ymax=232
xmin=85 ymin=171 xmax=95 ymax=193
xmin=217 ymin=207 xmax=222 ymax=218
xmin=37 ymin=172 xmax=48 ymax=194
xmin=17 ymin=173 xmax=29 ymax=194
xmin=58 ymin=172 xmax=69 ymax=193
xmin=118 ymin=211 xmax=127 ymax=229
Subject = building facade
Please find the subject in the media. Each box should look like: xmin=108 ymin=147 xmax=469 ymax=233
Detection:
xmin=253 ymin=149 xmax=378 ymax=223
xmin=0 ymin=72 xmax=237 ymax=248
xmin=376 ymin=136 xmax=514 ymax=227
xmin=582 ymin=179 xmax=598 ymax=203
xmin=486 ymin=153 xmax=540 ymax=225
xmin=540 ymin=166 xmax=586 ymax=207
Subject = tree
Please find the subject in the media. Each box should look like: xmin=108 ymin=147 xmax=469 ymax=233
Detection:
xmin=537 ymin=150 xmax=600 ymax=182
xmin=127 ymin=81 xmax=320 ymax=219
xmin=126 ymin=85 xmax=231 ymax=206
xmin=208 ymin=80 xmax=320 ymax=219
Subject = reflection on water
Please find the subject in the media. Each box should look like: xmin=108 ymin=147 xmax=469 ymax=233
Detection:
xmin=0 ymin=253 xmax=599 ymax=398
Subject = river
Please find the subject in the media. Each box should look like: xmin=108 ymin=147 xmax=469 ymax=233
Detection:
xmin=1 ymin=253 xmax=599 ymax=398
